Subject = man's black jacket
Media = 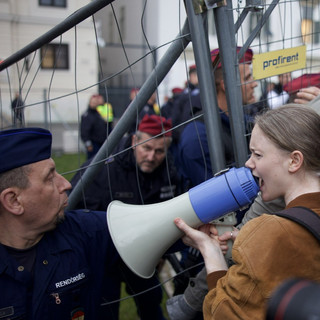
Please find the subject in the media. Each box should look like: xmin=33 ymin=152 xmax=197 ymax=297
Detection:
xmin=70 ymin=135 xmax=184 ymax=211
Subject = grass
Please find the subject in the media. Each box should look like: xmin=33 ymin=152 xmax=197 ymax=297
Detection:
xmin=119 ymin=283 xmax=170 ymax=320
xmin=53 ymin=152 xmax=171 ymax=319
xmin=52 ymin=151 xmax=86 ymax=181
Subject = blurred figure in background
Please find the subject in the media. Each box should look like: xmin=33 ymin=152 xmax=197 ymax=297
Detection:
xmin=161 ymin=87 xmax=183 ymax=120
xmin=266 ymin=72 xmax=291 ymax=109
xmin=176 ymin=47 xmax=257 ymax=187
xmin=80 ymin=94 xmax=113 ymax=159
xmin=284 ymin=73 xmax=320 ymax=105
xmin=128 ymin=90 xmax=160 ymax=134
xmin=171 ymin=64 xmax=199 ymax=144
xmin=11 ymin=92 xmax=25 ymax=128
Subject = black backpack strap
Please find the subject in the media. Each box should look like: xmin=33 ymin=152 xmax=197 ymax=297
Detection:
xmin=275 ymin=206 xmax=320 ymax=242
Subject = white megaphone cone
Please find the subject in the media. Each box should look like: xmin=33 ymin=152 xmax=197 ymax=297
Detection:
xmin=107 ymin=167 xmax=259 ymax=279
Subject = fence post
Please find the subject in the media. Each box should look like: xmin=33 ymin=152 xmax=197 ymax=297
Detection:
xmin=213 ymin=0 xmax=249 ymax=167
xmin=184 ymin=0 xmax=226 ymax=174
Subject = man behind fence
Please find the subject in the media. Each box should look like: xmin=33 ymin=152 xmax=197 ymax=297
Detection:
xmin=71 ymin=114 xmax=184 ymax=320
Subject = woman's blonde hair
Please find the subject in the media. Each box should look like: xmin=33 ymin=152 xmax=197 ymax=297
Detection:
xmin=254 ymin=104 xmax=320 ymax=172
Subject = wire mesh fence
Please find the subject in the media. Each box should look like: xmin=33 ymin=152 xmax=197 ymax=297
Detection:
xmin=1 ymin=0 xmax=320 ymax=318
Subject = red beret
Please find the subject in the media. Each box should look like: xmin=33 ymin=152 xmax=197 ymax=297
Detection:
xmin=130 ymin=87 xmax=140 ymax=94
xmin=189 ymin=64 xmax=196 ymax=72
xmin=211 ymin=46 xmax=253 ymax=69
xmin=138 ymin=115 xmax=172 ymax=137
xmin=283 ymin=74 xmax=320 ymax=94
xmin=172 ymin=87 xmax=183 ymax=95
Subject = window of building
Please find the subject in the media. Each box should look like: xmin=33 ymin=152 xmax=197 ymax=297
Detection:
xmin=40 ymin=43 xmax=69 ymax=70
xmin=39 ymin=0 xmax=66 ymax=8
xmin=300 ymin=2 xmax=320 ymax=44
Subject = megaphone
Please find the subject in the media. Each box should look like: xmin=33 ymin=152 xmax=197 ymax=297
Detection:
xmin=107 ymin=167 xmax=259 ymax=279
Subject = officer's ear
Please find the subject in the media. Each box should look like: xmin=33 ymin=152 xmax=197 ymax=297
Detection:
xmin=220 ymin=79 xmax=226 ymax=93
xmin=131 ymin=134 xmax=136 ymax=147
xmin=0 ymin=188 xmax=24 ymax=215
xmin=131 ymin=134 xmax=139 ymax=149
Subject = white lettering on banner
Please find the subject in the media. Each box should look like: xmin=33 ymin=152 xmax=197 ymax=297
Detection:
xmin=55 ymin=273 xmax=86 ymax=288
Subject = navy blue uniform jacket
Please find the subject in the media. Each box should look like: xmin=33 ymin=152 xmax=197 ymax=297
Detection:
xmin=0 ymin=210 xmax=118 ymax=319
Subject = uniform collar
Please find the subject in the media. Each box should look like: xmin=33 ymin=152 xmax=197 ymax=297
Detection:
xmin=0 ymin=220 xmax=73 ymax=275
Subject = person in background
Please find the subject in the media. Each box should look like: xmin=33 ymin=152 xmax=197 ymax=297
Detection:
xmin=73 ymin=114 xmax=181 ymax=209
xmin=129 ymin=87 xmax=140 ymax=104
xmin=259 ymin=79 xmax=275 ymax=103
xmin=80 ymin=94 xmax=113 ymax=159
xmin=11 ymin=92 xmax=25 ymax=128
xmin=176 ymin=47 xmax=257 ymax=187
xmin=184 ymin=64 xmax=199 ymax=94
xmin=266 ymin=72 xmax=292 ymax=109
xmin=295 ymin=86 xmax=320 ymax=104
xmin=161 ymin=87 xmax=183 ymax=120
xmin=174 ymin=104 xmax=320 ymax=320
xmin=283 ymin=73 xmax=320 ymax=105
xmin=171 ymin=64 xmax=199 ymax=144
xmin=0 ymin=127 xmax=119 ymax=319
xmin=128 ymin=90 xmax=160 ymax=134
xmin=71 ymin=114 xmax=184 ymax=320
xmin=140 ymin=91 xmax=160 ymax=117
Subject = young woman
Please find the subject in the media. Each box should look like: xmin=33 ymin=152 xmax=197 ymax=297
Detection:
xmin=174 ymin=104 xmax=320 ymax=319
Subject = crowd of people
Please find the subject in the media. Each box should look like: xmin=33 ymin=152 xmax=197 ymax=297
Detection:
xmin=2 ymin=45 xmax=320 ymax=320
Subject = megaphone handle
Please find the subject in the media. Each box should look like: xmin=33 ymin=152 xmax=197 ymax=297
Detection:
xmin=211 ymin=212 xmax=237 ymax=261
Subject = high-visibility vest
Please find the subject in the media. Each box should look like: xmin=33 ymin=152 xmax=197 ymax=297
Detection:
xmin=97 ymin=103 xmax=114 ymax=122
xmin=153 ymin=103 xmax=160 ymax=115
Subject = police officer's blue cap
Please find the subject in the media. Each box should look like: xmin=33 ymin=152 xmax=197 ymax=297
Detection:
xmin=0 ymin=127 xmax=52 ymax=174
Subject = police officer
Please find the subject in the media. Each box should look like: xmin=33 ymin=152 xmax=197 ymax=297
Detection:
xmin=0 ymin=127 xmax=119 ymax=319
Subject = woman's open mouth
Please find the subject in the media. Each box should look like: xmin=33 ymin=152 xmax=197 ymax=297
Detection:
xmin=253 ymin=175 xmax=263 ymax=189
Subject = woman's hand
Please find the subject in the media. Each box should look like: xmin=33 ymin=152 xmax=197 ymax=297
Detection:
xmin=174 ymin=218 xmax=228 ymax=274
xmin=204 ymin=224 xmax=239 ymax=255
xmin=218 ymin=227 xmax=239 ymax=254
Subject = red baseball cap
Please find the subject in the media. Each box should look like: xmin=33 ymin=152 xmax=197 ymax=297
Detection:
xmin=138 ymin=114 xmax=172 ymax=137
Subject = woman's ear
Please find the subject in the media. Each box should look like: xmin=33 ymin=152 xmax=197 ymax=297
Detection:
xmin=288 ymin=150 xmax=303 ymax=173
xmin=0 ymin=188 xmax=24 ymax=215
